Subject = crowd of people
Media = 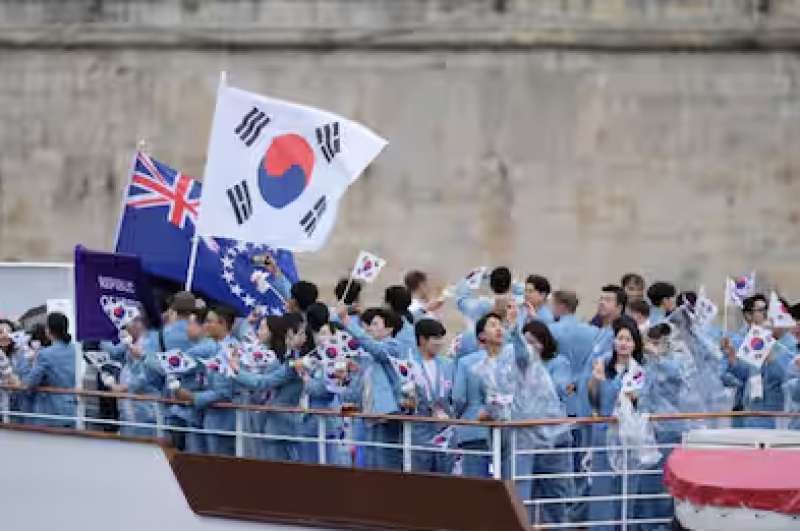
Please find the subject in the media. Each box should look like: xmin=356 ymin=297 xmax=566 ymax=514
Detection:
xmin=2 ymin=261 xmax=800 ymax=530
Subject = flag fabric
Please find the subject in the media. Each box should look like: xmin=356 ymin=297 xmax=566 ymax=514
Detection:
xmin=693 ymin=286 xmax=718 ymax=327
xmin=736 ymin=325 xmax=775 ymax=369
xmin=768 ymin=291 xmax=797 ymax=329
xmin=464 ymin=266 xmax=488 ymax=290
xmin=74 ymin=245 xmax=160 ymax=341
xmin=350 ymin=251 xmax=387 ymax=283
xmin=195 ymin=78 xmax=387 ymax=252
xmin=725 ymin=272 xmax=756 ymax=308
xmin=115 ymin=151 xmax=298 ymax=317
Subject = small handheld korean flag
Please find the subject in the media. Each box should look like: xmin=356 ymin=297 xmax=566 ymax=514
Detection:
xmin=725 ymin=272 xmax=756 ymax=308
xmin=350 ymin=250 xmax=387 ymax=283
xmin=693 ymin=286 xmax=718 ymax=327
xmin=736 ymin=325 xmax=775 ymax=369
xmin=768 ymin=291 xmax=796 ymax=329
xmin=196 ymin=74 xmax=387 ymax=252
xmin=464 ymin=266 xmax=488 ymax=290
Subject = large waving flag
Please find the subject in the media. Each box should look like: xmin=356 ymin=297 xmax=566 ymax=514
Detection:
xmin=196 ymin=76 xmax=387 ymax=252
xmin=115 ymin=151 xmax=298 ymax=316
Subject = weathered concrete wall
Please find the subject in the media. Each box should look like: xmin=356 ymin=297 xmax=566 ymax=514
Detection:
xmin=1 ymin=0 xmax=799 ymax=313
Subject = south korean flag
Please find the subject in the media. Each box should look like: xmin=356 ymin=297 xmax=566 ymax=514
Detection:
xmin=196 ymin=74 xmax=388 ymax=252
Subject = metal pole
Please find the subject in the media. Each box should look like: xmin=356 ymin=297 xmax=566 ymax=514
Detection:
xmin=234 ymin=409 xmax=244 ymax=458
xmin=155 ymin=402 xmax=165 ymax=439
xmin=492 ymin=427 xmax=502 ymax=480
xmin=317 ymin=415 xmax=327 ymax=465
xmin=184 ymin=235 xmax=201 ymax=292
xmin=621 ymin=443 xmax=629 ymax=531
xmin=402 ymin=421 xmax=412 ymax=472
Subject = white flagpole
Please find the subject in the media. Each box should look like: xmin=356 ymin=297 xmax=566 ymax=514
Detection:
xmin=112 ymin=140 xmax=147 ymax=251
xmin=185 ymin=235 xmax=200 ymax=292
xmin=188 ymin=71 xmax=228 ymax=292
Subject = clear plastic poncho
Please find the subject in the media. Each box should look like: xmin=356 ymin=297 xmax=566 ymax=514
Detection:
xmin=606 ymin=359 xmax=662 ymax=472
xmin=666 ymin=306 xmax=735 ymax=424
xmin=474 ymin=342 xmax=571 ymax=449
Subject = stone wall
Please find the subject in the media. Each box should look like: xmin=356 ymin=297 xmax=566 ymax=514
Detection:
xmin=1 ymin=0 xmax=799 ymax=315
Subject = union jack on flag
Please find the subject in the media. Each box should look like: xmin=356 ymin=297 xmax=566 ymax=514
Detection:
xmin=126 ymin=151 xmax=201 ymax=230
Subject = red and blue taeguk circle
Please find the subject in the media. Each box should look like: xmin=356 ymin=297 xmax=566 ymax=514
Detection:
xmin=750 ymin=337 xmax=765 ymax=350
xmin=257 ymin=134 xmax=315 ymax=209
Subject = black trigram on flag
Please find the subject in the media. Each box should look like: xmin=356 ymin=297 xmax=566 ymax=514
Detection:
xmin=315 ymin=122 xmax=340 ymax=163
xmin=299 ymin=195 xmax=327 ymax=236
xmin=234 ymin=107 xmax=271 ymax=147
xmin=227 ymin=180 xmax=253 ymax=225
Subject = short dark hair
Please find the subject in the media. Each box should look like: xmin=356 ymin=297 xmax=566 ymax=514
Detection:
xmin=677 ymin=291 xmax=697 ymax=308
xmin=552 ymin=290 xmax=579 ymax=313
xmin=404 ymin=270 xmax=428 ymax=293
xmin=525 ymin=274 xmax=551 ymax=296
xmin=361 ymin=307 xmax=403 ymax=337
xmin=210 ymin=305 xmax=236 ymax=331
xmin=384 ymin=285 xmax=413 ymax=323
xmin=46 ymin=312 xmax=71 ymax=343
xmin=522 ymin=320 xmax=558 ymax=360
xmin=291 ymin=281 xmax=319 ymax=312
xmin=621 ymin=273 xmax=645 ymax=289
xmin=475 ymin=312 xmax=503 ymax=342
xmin=647 ymin=282 xmax=676 ymax=307
xmin=334 ymin=278 xmax=362 ymax=305
xmin=415 ymin=318 xmax=446 ymax=345
xmin=305 ymin=302 xmax=330 ymax=334
xmin=283 ymin=312 xmax=305 ymax=334
xmin=489 ymin=267 xmax=512 ymax=295
xmin=743 ymin=294 xmax=768 ymax=313
xmin=789 ymin=302 xmax=800 ymax=321
xmin=627 ymin=300 xmax=650 ymax=318
xmin=602 ymin=284 xmax=627 ymax=311
xmin=647 ymin=322 xmax=672 ymax=341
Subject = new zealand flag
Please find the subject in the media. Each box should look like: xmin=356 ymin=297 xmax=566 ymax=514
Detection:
xmin=115 ymin=151 xmax=298 ymax=316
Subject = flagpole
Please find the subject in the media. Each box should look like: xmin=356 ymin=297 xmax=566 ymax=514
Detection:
xmin=338 ymin=274 xmax=354 ymax=305
xmin=185 ymin=235 xmax=200 ymax=292
xmin=187 ymin=71 xmax=227 ymax=293
xmin=112 ymin=140 xmax=146 ymax=251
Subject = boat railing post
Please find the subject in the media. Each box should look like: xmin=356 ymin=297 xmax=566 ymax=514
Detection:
xmin=492 ymin=426 xmax=502 ymax=480
xmin=621 ymin=441 xmax=629 ymax=531
xmin=155 ymin=401 xmax=165 ymax=439
xmin=317 ymin=415 xmax=327 ymax=465
xmin=402 ymin=420 xmax=412 ymax=472
xmin=234 ymin=408 xmax=244 ymax=458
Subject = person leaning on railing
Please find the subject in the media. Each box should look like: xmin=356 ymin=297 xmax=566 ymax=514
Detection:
xmin=10 ymin=313 xmax=77 ymax=429
xmin=586 ymin=317 xmax=645 ymax=531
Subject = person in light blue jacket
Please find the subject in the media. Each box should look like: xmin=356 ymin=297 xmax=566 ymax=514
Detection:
xmin=721 ymin=335 xmax=794 ymax=430
xmin=507 ymin=319 xmax=573 ymax=526
xmin=452 ymin=312 xmax=508 ymax=478
xmin=523 ymin=274 xmax=555 ymax=325
xmin=337 ymin=306 xmax=406 ymax=471
xmin=20 ymin=313 xmax=77 ymax=428
xmin=176 ymin=305 xmax=244 ymax=456
xmin=551 ymin=287 xmax=623 ymax=523
xmin=634 ymin=323 xmax=686 ymax=531
xmin=587 ymin=318 xmax=645 ymax=531
xmin=646 ymin=282 xmax=676 ymax=325
xmin=384 ymin=285 xmax=418 ymax=358
xmin=0 ymin=319 xmax=39 ymax=421
xmin=239 ymin=312 xmax=307 ymax=462
xmin=409 ymin=318 xmax=455 ymax=474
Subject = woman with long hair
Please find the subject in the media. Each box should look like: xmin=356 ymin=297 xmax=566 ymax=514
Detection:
xmin=586 ymin=317 xmax=645 ymax=531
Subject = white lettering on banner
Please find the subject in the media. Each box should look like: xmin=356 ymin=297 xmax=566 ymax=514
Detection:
xmin=97 ymin=276 xmax=135 ymax=294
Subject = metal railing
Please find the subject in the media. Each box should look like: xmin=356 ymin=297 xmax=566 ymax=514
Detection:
xmin=2 ymin=383 xmax=799 ymax=530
